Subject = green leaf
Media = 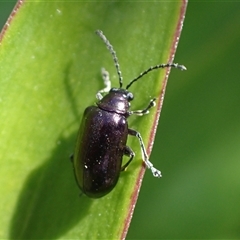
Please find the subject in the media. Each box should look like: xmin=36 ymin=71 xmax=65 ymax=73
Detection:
xmin=0 ymin=1 xmax=187 ymax=239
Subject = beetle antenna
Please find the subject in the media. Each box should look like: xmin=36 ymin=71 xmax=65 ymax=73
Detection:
xmin=126 ymin=63 xmax=187 ymax=89
xmin=96 ymin=30 xmax=123 ymax=88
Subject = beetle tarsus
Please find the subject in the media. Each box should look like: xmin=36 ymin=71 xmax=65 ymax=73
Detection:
xmin=130 ymin=98 xmax=156 ymax=116
xmin=150 ymin=166 xmax=162 ymax=178
xmin=99 ymin=68 xmax=111 ymax=93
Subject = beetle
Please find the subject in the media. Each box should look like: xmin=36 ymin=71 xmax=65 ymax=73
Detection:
xmin=71 ymin=30 xmax=186 ymax=198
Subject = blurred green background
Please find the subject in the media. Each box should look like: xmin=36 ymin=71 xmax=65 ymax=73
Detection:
xmin=1 ymin=1 xmax=240 ymax=239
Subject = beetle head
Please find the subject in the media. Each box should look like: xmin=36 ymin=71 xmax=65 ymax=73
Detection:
xmin=97 ymin=88 xmax=133 ymax=115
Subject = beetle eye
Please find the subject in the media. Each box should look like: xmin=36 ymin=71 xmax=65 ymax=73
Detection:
xmin=127 ymin=92 xmax=134 ymax=101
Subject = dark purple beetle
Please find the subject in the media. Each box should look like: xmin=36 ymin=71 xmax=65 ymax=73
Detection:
xmin=71 ymin=30 xmax=186 ymax=198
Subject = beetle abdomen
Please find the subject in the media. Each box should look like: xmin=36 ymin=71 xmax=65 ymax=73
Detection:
xmin=73 ymin=106 xmax=128 ymax=198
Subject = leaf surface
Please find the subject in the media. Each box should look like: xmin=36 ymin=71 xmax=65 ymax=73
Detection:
xmin=0 ymin=1 xmax=187 ymax=239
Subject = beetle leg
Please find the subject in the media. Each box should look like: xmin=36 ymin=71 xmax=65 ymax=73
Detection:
xmin=121 ymin=146 xmax=135 ymax=171
xmin=128 ymin=128 xmax=162 ymax=178
xmin=70 ymin=154 xmax=74 ymax=162
xmin=96 ymin=68 xmax=111 ymax=100
xmin=129 ymin=98 xmax=156 ymax=116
